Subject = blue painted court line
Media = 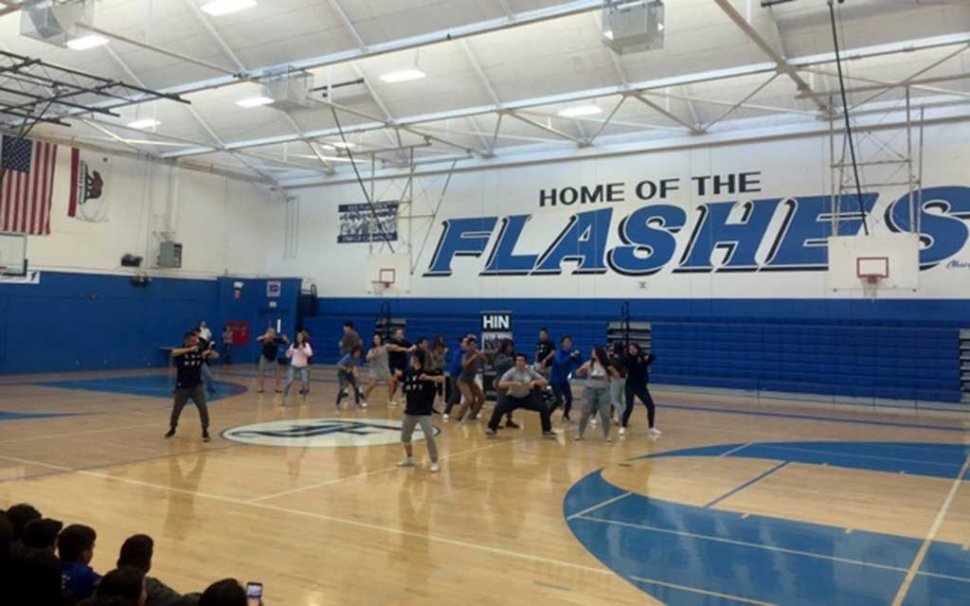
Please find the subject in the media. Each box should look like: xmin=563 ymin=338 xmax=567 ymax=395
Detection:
xmin=661 ymin=402 xmax=967 ymax=432
xmin=0 ymin=411 xmax=87 ymax=422
xmin=565 ymin=442 xmax=970 ymax=606
xmin=34 ymin=375 xmax=247 ymax=401
xmin=704 ymin=461 xmax=789 ymax=508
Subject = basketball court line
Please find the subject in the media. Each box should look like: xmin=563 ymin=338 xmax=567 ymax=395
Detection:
xmin=719 ymin=443 xmax=752 ymax=457
xmin=746 ymin=443 xmax=969 ymax=469
xmin=565 ymin=491 xmax=631 ymax=521
xmin=626 ymin=576 xmax=775 ymax=606
xmin=703 ymin=461 xmax=790 ymax=508
xmin=249 ymin=431 xmax=547 ymax=502
xmin=891 ymin=455 xmax=970 ymax=605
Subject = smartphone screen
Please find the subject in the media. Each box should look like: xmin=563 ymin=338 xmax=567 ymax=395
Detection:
xmin=245 ymin=582 xmax=263 ymax=606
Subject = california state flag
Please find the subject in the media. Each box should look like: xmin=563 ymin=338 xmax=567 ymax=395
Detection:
xmin=68 ymin=148 xmax=111 ymax=223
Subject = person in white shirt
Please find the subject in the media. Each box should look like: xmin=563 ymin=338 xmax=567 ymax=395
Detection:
xmin=198 ymin=321 xmax=212 ymax=342
xmin=283 ymin=331 xmax=313 ymax=404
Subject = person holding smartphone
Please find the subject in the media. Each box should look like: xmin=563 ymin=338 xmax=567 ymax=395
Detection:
xmin=621 ymin=343 xmax=660 ymax=437
xmin=166 ymin=331 xmax=218 ymax=442
xmin=549 ymin=335 xmax=583 ymax=423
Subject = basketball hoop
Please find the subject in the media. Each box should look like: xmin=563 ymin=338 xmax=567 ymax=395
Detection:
xmin=857 ymin=257 xmax=889 ymax=301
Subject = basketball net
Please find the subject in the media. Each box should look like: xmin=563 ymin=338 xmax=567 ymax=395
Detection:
xmin=860 ymin=275 xmax=882 ymax=301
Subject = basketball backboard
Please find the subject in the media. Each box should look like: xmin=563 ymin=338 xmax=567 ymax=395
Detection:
xmin=827 ymin=233 xmax=919 ymax=292
xmin=366 ymin=253 xmax=410 ymax=295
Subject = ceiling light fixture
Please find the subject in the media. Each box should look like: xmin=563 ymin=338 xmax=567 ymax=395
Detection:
xmin=200 ymin=0 xmax=257 ymax=17
xmin=379 ymin=68 xmax=426 ymax=84
xmin=557 ymin=105 xmax=603 ymax=118
xmin=235 ymin=95 xmax=274 ymax=108
xmin=66 ymin=34 xmax=109 ymax=51
xmin=127 ymin=118 xmax=161 ymax=130
xmin=330 ymin=141 xmax=356 ymax=149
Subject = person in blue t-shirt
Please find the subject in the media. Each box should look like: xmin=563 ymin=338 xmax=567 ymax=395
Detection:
xmin=58 ymin=524 xmax=100 ymax=601
xmin=549 ymin=335 xmax=583 ymax=423
xmin=443 ymin=336 xmax=468 ymax=420
xmin=336 ymin=347 xmax=364 ymax=410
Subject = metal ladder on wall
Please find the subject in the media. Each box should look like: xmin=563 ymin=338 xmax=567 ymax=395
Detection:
xmin=961 ymin=330 xmax=970 ymax=403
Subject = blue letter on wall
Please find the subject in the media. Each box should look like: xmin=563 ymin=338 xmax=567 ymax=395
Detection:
xmin=764 ymin=194 xmax=878 ymax=270
xmin=607 ymin=205 xmax=686 ymax=276
xmin=533 ymin=209 xmax=613 ymax=275
xmin=676 ymin=199 xmax=781 ymax=272
xmin=885 ymin=186 xmax=970 ymax=269
xmin=481 ymin=215 xmax=539 ymax=276
xmin=424 ymin=217 xmax=498 ymax=277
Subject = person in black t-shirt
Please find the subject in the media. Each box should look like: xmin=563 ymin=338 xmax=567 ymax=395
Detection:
xmin=256 ymin=327 xmax=289 ymax=394
xmin=535 ymin=327 xmax=555 ymax=376
xmin=621 ymin=342 xmax=659 ymax=437
xmin=397 ymin=349 xmax=444 ymax=473
xmin=194 ymin=327 xmax=217 ymax=396
xmin=386 ymin=328 xmax=415 ymax=408
xmin=166 ymin=331 xmax=219 ymax=442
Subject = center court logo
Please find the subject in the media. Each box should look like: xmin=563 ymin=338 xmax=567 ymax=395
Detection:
xmin=221 ymin=418 xmax=439 ymax=448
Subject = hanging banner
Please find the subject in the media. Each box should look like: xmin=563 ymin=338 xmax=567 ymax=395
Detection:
xmin=226 ymin=321 xmax=250 ymax=345
xmin=267 ymin=280 xmax=281 ymax=298
xmin=480 ymin=311 xmax=513 ymax=354
xmin=337 ymin=201 xmax=399 ymax=244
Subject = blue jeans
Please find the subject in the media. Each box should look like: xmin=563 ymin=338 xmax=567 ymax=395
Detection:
xmin=336 ymin=369 xmax=361 ymax=406
xmin=610 ymin=377 xmax=626 ymax=419
xmin=201 ymin=364 xmax=216 ymax=393
xmin=285 ymin=366 xmax=309 ymax=396
xmin=578 ymin=386 xmax=611 ymax=439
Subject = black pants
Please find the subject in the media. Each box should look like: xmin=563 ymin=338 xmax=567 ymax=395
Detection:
xmin=550 ymin=380 xmax=573 ymax=418
xmin=488 ymin=392 xmax=551 ymax=433
xmin=445 ymin=375 xmax=461 ymax=414
xmin=622 ymin=383 xmax=656 ymax=429
xmin=170 ymin=386 xmax=210 ymax=431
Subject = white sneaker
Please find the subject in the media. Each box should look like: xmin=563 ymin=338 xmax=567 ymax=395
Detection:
xmin=619 ymin=427 xmax=627 ymax=436
xmin=359 ymin=402 xmax=368 ymax=409
xmin=648 ymin=427 xmax=662 ymax=436
xmin=429 ymin=462 xmax=439 ymax=473
xmin=606 ymin=436 xmax=613 ymax=443
xmin=590 ymin=418 xmax=598 ymax=426
xmin=389 ymin=400 xmax=399 ymax=408
xmin=397 ymin=457 xmax=415 ymax=467
xmin=443 ymin=413 xmax=450 ymax=421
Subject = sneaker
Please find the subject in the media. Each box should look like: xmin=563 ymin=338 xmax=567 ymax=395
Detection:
xmin=485 ymin=428 xmax=497 ymax=438
xmin=359 ymin=402 xmax=368 ymax=409
xmin=202 ymin=432 xmax=211 ymax=443
xmin=164 ymin=428 xmax=176 ymax=439
xmin=619 ymin=427 xmax=627 ymax=436
xmin=443 ymin=413 xmax=450 ymax=421
xmin=574 ymin=435 xmax=583 ymax=441
xmin=256 ymin=389 xmax=265 ymax=394
xmin=562 ymin=416 xmax=573 ymax=425
xmin=648 ymin=427 xmax=663 ymax=437
xmin=606 ymin=436 xmax=613 ymax=443
xmin=429 ymin=462 xmax=440 ymax=473
xmin=389 ymin=400 xmax=400 ymax=408
xmin=397 ymin=457 xmax=416 ymax=468
xmin=542 ymin=431 xmax=558 ymax=440
xmin=504 ymin=420 xmax=520 ymax=429
xmin=590 ymin=417 xmax=598 ymax=426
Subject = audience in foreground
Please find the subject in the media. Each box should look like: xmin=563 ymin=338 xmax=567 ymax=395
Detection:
xmin=1 ymin=503 xmax=261 ymax=606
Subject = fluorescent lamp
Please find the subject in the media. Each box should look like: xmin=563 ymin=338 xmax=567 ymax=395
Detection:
xmin=379 ymin=68 xmax=426 ymax=84
xmin=331 ymin=141 xmax=356 ymax=149
xmin=66 ymin=35 xmax=110 ymax=51
xmin=127 ymin=118 xmax=160 ymax=130
xmin=200 ymin=0 xmax=257 ymax=17
xmin=557 ymin=105 xmax=603 ymax=118
xmin=236 ymin=95 xmax=274 ymax=108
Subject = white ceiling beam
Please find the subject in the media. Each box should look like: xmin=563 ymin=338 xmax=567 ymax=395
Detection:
xmin=800 ymin=68 xmax=970 ymax=100
xmin=701 ymin=73 xmax=780 ymax=130
xmin=630 ymin=92 xmax=703 ymax=134
xmin=161 ymin=32 xmax=970 ymax=159
xmin=505 ymin=111 xmax=586 ymax=145
xmin=848 ymin=42 xmax=970 ymax=110
xmin=713 ymin=0 xmax=829 ymax=113
xmin=182 ymin=0 xmax=247 ymax=73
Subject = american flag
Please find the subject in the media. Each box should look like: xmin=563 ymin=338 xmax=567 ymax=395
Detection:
xmin=0 ymin=136 xmax=58 ymax=235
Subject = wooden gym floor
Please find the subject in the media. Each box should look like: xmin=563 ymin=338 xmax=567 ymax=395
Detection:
xmin=0 ymin=367 xmax=967 ymax=605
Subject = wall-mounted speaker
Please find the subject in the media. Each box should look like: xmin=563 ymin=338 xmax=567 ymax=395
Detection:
xmin=121 ymin=254 xmax=143 ymax=268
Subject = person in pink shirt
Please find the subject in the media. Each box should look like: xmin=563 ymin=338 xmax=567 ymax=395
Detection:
xmin=283 ymin=330 xmax=314 ymax=405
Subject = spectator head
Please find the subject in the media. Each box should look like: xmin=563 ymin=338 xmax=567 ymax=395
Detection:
xmin=372 ymin=333 xmax=383 ymax=347
xmin=628 ymin=342 xmax=641 ymax=356
xmin=499 ymin=339 xmax=514 ymax=355
xmin=514 ymin=353 xmax=529 ymax=368
xmin=96 ymin=567 xmax=146 ymax=606
xmin=117 ymin=534 xmax=154 ymax=573
xmin=343 ymin=321 xmax=354 ymax=332
xmin=351 ymin=346 xmax=363 ymax=358
xmin=58 ymin=524 xmax=97 ymax=565
xmin=411 ymin=349 xmax=428 ymax=370
xmin=0 ymin=511 xmax=12 ymax=560
xmin=15 ymin=548 xmax=62 ymax=606
xmin=200 ymin=321 xmax=208 ymax=329
xmin=417 ymin=337 xmax=428 ymax=350
xmin=183 ymin=332 xmax=199 ymax=348
xmin=561 ymin=335 xmax=572 ymax=349
xmin=199 ymin=579 xmax=247 ymax=606
xmin=5 ymin=503 xmax=41 ymax=542
xmin=539 ymin=327 xmax=549 ymax=338
xmin=23 ymin=518 xmax=63 ymax=552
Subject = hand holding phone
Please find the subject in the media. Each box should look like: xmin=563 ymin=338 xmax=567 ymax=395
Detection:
xmin=246 ymin=582 xmax=263 ymax=606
